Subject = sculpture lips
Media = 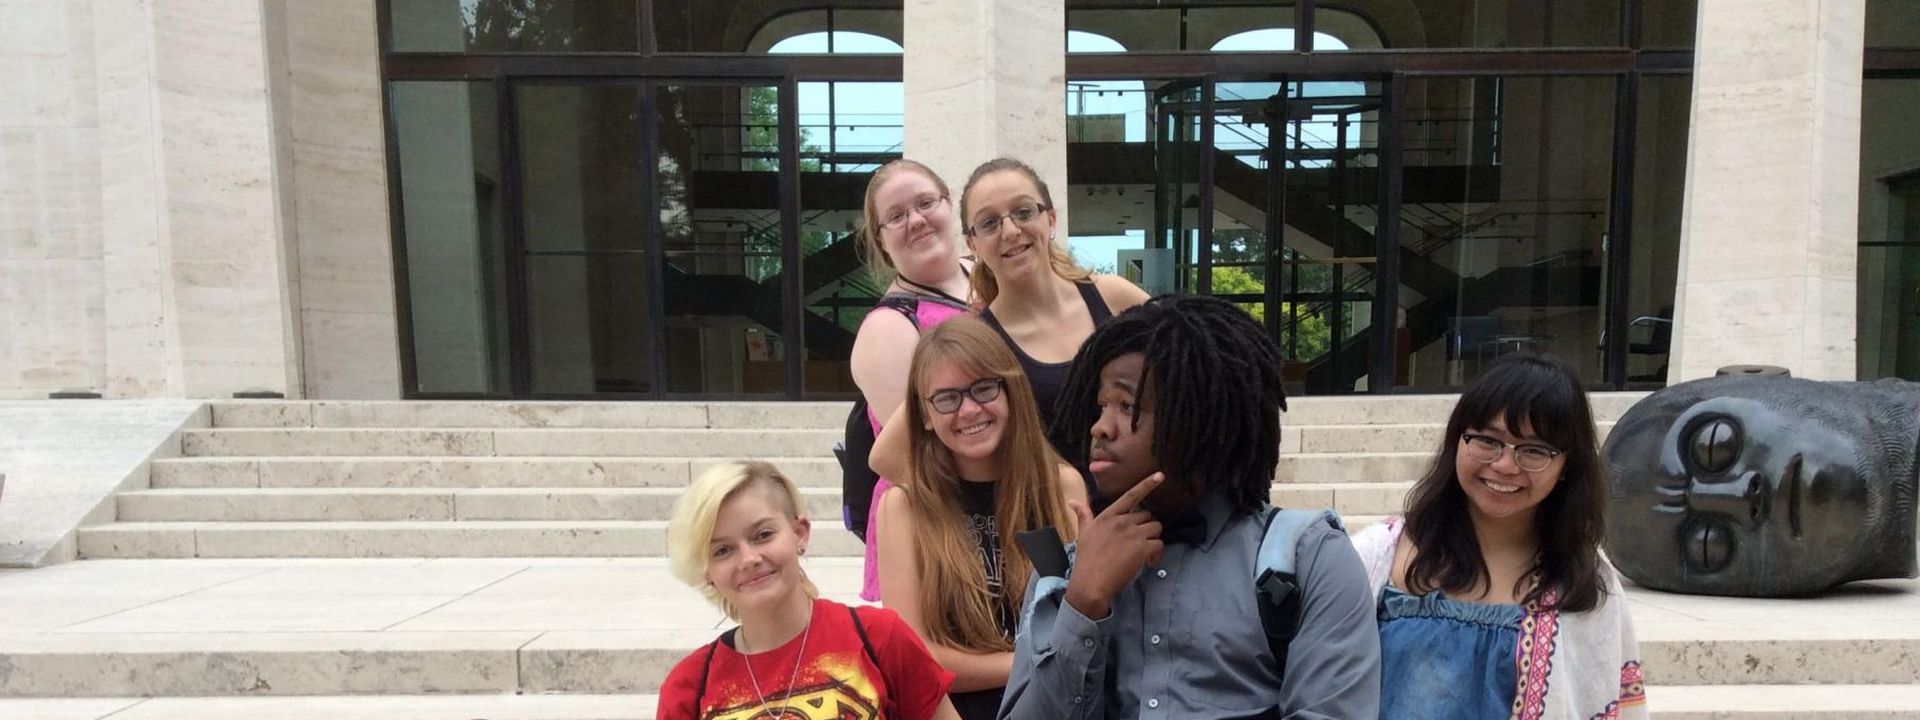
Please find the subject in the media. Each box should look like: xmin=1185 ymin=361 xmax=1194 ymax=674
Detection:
xmin=1683 ymin=516 xmax=1734 ymax=573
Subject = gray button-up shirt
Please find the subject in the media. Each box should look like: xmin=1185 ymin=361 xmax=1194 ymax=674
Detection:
xmin=998 ymin=491 xmax=1381 ymax=720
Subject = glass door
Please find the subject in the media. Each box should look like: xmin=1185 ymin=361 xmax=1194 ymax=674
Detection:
xmin=1157 ymin=78 xmax=1389 ymax=394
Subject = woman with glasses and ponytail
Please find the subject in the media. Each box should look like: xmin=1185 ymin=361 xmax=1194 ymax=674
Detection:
xmin=873 ymin=316 xmax=1086 ymax=720
xmin=1349 ymin=353 xmax=1647 ymax=720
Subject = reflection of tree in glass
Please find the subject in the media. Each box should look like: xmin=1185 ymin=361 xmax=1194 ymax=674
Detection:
xmin=463 ymin=0 xmax=633 ymax=51
xmin=742 ymin=87 xmax=824 ymax=173
xmin=1210 ymin=266 xmax=1330 ymax=360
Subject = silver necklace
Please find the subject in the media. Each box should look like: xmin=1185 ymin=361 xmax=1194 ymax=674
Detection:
xmin=742 ymin=602 xmax=815 ymax=713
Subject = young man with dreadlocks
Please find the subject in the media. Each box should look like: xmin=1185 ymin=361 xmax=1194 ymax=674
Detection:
xmin=997 ymin=295 xmax=1380 ymax=720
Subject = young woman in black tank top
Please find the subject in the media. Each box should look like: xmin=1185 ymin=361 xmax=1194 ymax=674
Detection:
xmin=867 ymin=158 xmax=1148 ymax=494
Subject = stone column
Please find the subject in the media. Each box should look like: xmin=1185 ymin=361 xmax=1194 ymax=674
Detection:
xmin=148 ymin=0 xmax=304 ymax=397
xmin=903 ymin=0 xmax=1068 ymax=230
xmin=1669 ymin=0 xmax=1866 ymax=382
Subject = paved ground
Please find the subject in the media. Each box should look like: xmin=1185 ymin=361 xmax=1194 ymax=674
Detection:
xmin=2 ymin=558 xmax=1918 ymax=718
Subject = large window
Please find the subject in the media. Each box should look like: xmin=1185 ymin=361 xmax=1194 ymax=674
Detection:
xmin=1859 ymin=78 xmax=1920 ymax=381
xmin=384 ymin=1 xmax=902 ymax=398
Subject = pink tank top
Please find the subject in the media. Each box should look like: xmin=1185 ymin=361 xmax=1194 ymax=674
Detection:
xmin=860 ymin=294 xmax=967 ymax=602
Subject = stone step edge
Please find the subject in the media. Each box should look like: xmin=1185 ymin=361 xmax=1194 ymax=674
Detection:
xmin=81 ymin=517 xmax=1391 ymax=532
xmin=150 ymin=451 xmax=1438 ymax=462
xmin=6 ymin=685 xmax=1917 ymax=720
xmin=120 ymin=483 xmax=1414 ymax=497
xmin=0 ymin=630 xmax=1914 ymax=698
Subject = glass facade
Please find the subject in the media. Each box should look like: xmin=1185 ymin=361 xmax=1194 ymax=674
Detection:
xmin=381 ymin=0 xmax=1717 ymax=397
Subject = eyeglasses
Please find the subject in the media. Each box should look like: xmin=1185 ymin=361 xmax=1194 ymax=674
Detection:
xmin=881 ymin=195 xmax=947 ymax=230
xmin=1461 ymin=433 xmax=1563 ymax=472
xmin=965 ymin=203 xmax=1050 ymax=237
xmin=926 ymin=378 xmax=1005 ymax=414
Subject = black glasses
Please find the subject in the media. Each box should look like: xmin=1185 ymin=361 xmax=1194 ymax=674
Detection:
xmin=926 ymin=378 xmax=1005 ymax=414
xmin=1461 ymin=433 xmax=1563 ymax=472
xmin=881 ymin=194 xmax=947 ymax=230
xmin=965 ymin=203 xmax=1050 ymax=237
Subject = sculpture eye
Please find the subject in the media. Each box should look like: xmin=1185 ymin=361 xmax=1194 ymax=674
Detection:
xmin=1688 ymin=417 xmax=1741 ymax=473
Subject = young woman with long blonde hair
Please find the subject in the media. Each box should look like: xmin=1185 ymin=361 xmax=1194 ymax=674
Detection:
xmin=874 ymin=316 xmax=1086 ymax=720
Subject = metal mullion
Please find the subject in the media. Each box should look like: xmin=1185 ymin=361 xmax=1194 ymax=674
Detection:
xmin=375 ymin=2 xmax=420 ymax=398
xmin=1623 ymin=0 xmax=1642 ymax=48
xmin=1265 ymin=81 xmax=1290 ymax=345
xmin=1372 ymin=72 xmax=1405 ymax=394
xmin=1068 ymin=50 xmax=1677 ymax=77
xmin=642 ymin=79 xmax=670 ymax=399
xmin=498 ymin=76 xmax=533 ymax=398
xmin=637 ymin=0 xmax=655 ymax=55
xmin=1298 ymin=0 xmax=1315 ymax=53
xmin=1603 ymin=72 xmax=1638 ymax=389
xmin=779 ymin=76 xmax=804 ymax=399
xmin=382 ymin=54 xmax=902 ymax=81
xmin=1198 ymin=76 xmax=1216 ymax=295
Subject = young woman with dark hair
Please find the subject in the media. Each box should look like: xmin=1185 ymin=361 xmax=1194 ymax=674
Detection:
xmin=1349 ymin=353 xmax=1647 ymax=720
xmin=873 ymin=316 xmax=1085 ymax=719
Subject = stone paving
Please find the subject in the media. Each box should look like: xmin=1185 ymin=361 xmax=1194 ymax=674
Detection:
xmin=0 ymin=557 xmax=1916 ymax=717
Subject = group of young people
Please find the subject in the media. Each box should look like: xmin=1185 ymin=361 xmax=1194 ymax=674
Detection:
xmin=652 ymin=158 xmax=1648 ymax=720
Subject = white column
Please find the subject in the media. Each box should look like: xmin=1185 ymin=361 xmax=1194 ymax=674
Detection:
xmin=903 ymin=0 xmax=1068 ymax=228
xmin=1669 ymin=0 xmax=1866 ymax=381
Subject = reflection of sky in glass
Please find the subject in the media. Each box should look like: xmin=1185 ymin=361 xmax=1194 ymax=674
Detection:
xmin=771 ymin=32 xmax=904 ymax=172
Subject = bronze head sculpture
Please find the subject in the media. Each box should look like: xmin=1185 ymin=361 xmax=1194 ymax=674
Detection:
xmin=1603 ymin=375 xmax=1918 ymax=597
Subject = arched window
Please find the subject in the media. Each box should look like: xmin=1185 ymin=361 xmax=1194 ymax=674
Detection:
xmin=1210 ymin=28 xmax=1350 ymax=52
xmin=766 ymin=30 xmax=903 ymax=55
xmin=1067 ymin=31 xmax=1146 ymax=144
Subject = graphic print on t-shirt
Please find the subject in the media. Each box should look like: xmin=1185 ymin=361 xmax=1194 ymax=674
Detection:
xmin=700 ymin=649 xmax=883 ymax=720
xmin=965 ymin=510 xmax=1004 ymax=604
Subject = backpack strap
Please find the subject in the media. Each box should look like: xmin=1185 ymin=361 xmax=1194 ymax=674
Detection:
xmin=693 ymin=636 xmax=722 ymax=708
xmin=847 ymin=605 xmax=884 ymax=668
xmin=846 ymin=606 xmax=897 ymax=717
xmin=1256 ymin=507 xmax=1344 ymax=674
xmin=872 ymin=294 xmax=924 ymax=329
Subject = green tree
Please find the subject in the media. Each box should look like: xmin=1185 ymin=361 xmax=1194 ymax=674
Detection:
xmin=1209 ymin=266 xmax=1332 ymax=360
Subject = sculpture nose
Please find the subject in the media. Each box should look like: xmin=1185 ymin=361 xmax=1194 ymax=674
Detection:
xmin=1688 ymin=469 xmax=1768 ymax=526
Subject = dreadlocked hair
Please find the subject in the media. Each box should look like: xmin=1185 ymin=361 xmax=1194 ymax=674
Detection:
xmin=1048 ymin=294 xmax=1289 ymax=516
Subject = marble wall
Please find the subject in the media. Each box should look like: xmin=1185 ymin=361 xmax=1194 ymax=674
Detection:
xmin=903 ymin=0 xmax=1069 ymax=233
xmin=1670 ymin=0 xmax=1866 ymax=382
xmin=0 ymin=0 xmax=399 ymax=400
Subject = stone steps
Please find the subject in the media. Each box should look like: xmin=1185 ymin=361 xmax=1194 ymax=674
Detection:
xmin=0 ymin=616 xmax=1913 ymax=697
xmin=76 ymin=521 xmax=868 ymax=559
xmin=117 ymin=485 xmax=1414 ymax=523
xmin=75 ymin=515 xmax=1392 ymax=558
xmin=149 ymin=453 xmax=1433 ymax=489
xmin=179 ymin=428 xmax=847 ymax=458
xmin=11 ymin=684 xmax=1919 ymax=720
xmin=204 ymin=395 xmax=1647 ymax=430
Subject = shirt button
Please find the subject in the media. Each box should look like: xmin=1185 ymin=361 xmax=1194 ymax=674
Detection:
xmin=1083 ymin=638 xmax=1095 ymax=648
xmin=1150 ymin=634 xmax=1162 ymax=645
xmin=1148 ymin=698 xmax=1160 ymax=709
xmin=1156 ymin=569 xmax=1168 ymax=579
xmin=1072 ymin=695 xmax=1085 ymax=705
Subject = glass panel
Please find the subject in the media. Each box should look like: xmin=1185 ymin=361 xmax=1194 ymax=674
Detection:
xmin=515 ymin=83 xmax=653 ymax=395
xmin=1397 ymin=76 xmax=1616 ymax=390
xmin=1868 ymin=0 xmax=1920 ymax=48
xmin=662 ymin=3 xmax=904 ymax=54
xmin=386 ymin=0 xmax=637 ymax=53
xmin=1346 ymin=0 xmax=1621 ymax=49
xmin=1190 ymin=6 xmax=1297 ymax=51
xmin=800 ymin=81 xmax=905 ymax=395
xmin=391 ymin=81 xmax=510 ymax=395
xmin=1640 ymin=0 xmax=1698 ymax=48
xmin=656 ymin=84 xmax=787 ymax=394
xmin=1621 ymin=75 xmax=1690 ymax=387
xmin=1859 ymin=79 xmax=1920 ymax=379
xmin=1067 ymin=8 xmax=1184 ymax=52
xmin=1281 ymin=82 xmax=1383 ymax=394
xmin=1065 ymin=78 xmax=1153 ymax=278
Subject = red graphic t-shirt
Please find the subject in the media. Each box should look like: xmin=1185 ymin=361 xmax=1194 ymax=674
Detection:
xmin=656 ymin=598 xmax=956 ymax=720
